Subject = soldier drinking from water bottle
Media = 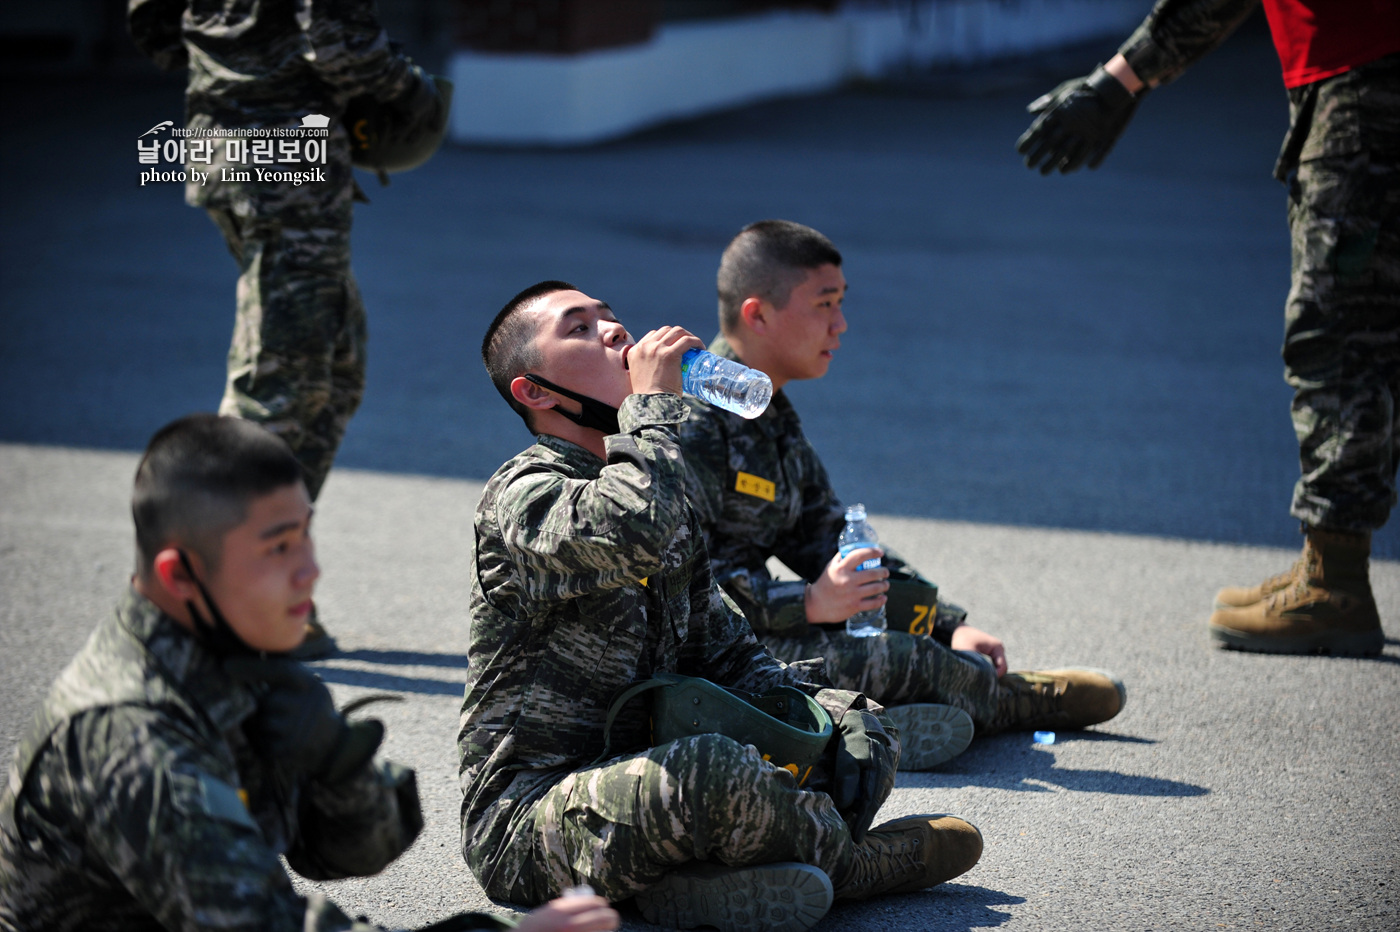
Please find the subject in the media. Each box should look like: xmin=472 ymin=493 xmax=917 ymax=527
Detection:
xmin=458 ymin=281 xmax=985 ymax=932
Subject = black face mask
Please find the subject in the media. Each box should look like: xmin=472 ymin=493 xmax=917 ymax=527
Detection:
xmin=178 ymin=550 xmax=259 ymax=657
xmin=524 ymin=373 xmax=621 ymax=436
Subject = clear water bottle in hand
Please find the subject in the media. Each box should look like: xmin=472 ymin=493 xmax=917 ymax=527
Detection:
xmin=680 ymin=349 xmax=773 ymax=419
xmin=838 ymin=504 xmax=887 ymax=638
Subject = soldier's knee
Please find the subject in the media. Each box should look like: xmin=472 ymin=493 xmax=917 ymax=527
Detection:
xmin=661 ymin=733 xmax=776 ymax=788
xmin=665 ymin=732 xmax=749 ymax=766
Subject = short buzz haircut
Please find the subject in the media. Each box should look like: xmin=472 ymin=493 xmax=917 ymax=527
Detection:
xmin=132 ymin=414 xmax=304 ymax=576
xmin=717 ymin=220 xmax=842 ymax=333
xmin=481 ymin=280 xmax=576 ymax=428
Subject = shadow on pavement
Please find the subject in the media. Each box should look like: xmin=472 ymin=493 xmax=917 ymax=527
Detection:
xmin=823 ymin=883 xmax=1024 ymax=929
xmin=333 ymin=648 xmax=471 ymax=669
xmin=310 ymin=649 xmax=469 ymax=697
xmin=1037 ymin=730 xmax=1157 ymax=745
xmin=907 ymin=737 xmax=1209 ymax=797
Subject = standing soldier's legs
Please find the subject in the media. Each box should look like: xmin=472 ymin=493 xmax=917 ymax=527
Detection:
xmin=1210 ymin=55 xmax=1397 ymax=655
xmin=209 ymin=201 xmax=366 ymax=502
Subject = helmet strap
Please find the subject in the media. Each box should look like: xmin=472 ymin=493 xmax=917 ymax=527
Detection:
xmin=524 ymin=373 xmax=621 ymax=436
xmin=177 ymin=550 xmax=257 ymax=657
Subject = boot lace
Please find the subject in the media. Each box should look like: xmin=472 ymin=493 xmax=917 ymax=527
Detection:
xmin=989 ymin=673 xmax=1064 ymax=732
xmin=843 ymin=830 xmax=925 ymax=897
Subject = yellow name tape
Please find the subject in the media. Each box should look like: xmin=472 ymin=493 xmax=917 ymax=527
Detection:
xmin=735 ymin=471 xmax=776 ymax=502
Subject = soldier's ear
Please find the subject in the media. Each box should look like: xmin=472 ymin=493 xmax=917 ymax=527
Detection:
xmin=152 ymin=548 xmax=201 ymax=602
xmin=510 ymin=376 xmax=558 ymax=412
xmin=740 ymin=296 xmax=769 ymax=335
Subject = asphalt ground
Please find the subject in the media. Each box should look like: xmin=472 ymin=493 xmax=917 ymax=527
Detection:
xmin=2 ymin=17 xmax=1398 ymax=932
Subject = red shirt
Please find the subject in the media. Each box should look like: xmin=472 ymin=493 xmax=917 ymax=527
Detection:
xmin=1261 ymin=0 xmax=1400 ymax=87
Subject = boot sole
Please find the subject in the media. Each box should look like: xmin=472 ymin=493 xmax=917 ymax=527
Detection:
xmin=884 ymin=704 xmax=975 ymax=771
xmin=634 ymin=861 xmax=832 ymax=932
xmin=1209 ymin=623 xmax=1383 ymax=657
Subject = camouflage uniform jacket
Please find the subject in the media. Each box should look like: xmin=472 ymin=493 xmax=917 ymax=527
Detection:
xmin=127 ymin=0 xmax=427 ymax=207
xmin=679 ymin=335 xmax=959 ymax=641
xmin=1115 ymin=0 xmax=1262 ymax=87
xmin=458 ymin=393 xmax=871 ymax=894
xmin=0 ymin=587 xmax=420 ymax=932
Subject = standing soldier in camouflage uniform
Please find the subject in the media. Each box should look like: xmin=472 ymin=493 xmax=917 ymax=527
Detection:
xmin=1016 ymin=0 xmax=1398 ymax=655
xmin=462 ymin=282 xmax=985 ymax=932
xmin=126 ymin=0 xmax=449 ymax=657
xmin=679 ymin=221 xmax=1128 ymax=759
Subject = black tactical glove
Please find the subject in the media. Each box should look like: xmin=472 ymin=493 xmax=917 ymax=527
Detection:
xmin=831 ymin=709 xmax=897 ymax=844
xmin=1016 ymin=64 xmax=1145 ymax=175
xmin=225 ymin=656 xmax=383 ymax=785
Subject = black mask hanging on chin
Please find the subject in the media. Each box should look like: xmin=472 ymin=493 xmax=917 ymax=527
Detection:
xmin=177 ymin=550 xmax=259 ymax=657
xmin=524 ymin=373 xmax=621 ymax=436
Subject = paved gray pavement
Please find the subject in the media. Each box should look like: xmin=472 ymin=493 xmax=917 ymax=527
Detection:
xmin=2 ymin=16 xmax=1398 ymax=932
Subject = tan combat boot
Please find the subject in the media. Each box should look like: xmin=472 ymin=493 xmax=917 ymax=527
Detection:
xmin=1209 ymin=529 xmax=1382 ymax=656
xmin=1213 ymin=557 xmax=1303 ymax=609
xmin=980 ymin=668 xmax=1126 ymax=735
xmin=832 ymin=815 xmax=983 ymax=901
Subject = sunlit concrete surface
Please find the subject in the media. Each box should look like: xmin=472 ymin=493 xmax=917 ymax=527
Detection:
xmin=2 ymin=15 xmax=1398 ymax=930
xmin=1 ymin=444 xmax=1395 ymax=930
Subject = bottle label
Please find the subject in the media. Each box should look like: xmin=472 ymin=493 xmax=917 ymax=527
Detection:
xmin=680 ymin=348 xmax=701 ymax=378
xmin=839 ymin=543 xmax=881 ymax=571
xmin=735 ymin=471 xmax=776 ymax=502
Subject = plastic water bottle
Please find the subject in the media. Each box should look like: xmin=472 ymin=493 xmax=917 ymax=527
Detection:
xmin=680 ymin=349 xmax=772 ymax=419
xmin=838 ymin=504 xmax=887 ymax=638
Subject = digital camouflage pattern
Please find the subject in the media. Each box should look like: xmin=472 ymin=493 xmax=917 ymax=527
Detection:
xmin=205 ymin=188 xmax=367 ymax=502
xmin=458 ymin=393 xmax=882 ymax=904
xmin=761 ymin=628 xmax=999 ymax=727
xmin=1281 ymin=53 xmax=1400 ymax=533
xmin=0 ymin=587 xmax=421 ymax=932
xmin=678 ymin=336 xmax=998 ymax=722
xmin=128 ymin=0 xmax=433 ymax=499
xmin=1117 ymin=0 xmax=1259 ymax=87
xmin=1115 ymin=3 xmax=1400 ymax=534
xmin=492 ymin=735 xmax=857 ymax=905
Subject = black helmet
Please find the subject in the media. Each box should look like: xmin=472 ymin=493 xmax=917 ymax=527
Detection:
xmin=345 ymin=74 xmax=454 ymax=182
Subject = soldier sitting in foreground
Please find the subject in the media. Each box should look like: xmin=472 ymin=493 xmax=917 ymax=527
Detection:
xmin=460 ymin=282 xmax=984 ymax=932
xmin=0 ymin=414 xmax=618 ymax=932
xmin=678 ymin=220 xmax=1127 ymax=760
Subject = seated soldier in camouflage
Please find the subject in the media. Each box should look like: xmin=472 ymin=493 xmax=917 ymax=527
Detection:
xmin=460 ymin=282 xmax=985 ymax=932
xmin=0 ymin=414 xmax=616 ymax=932
xmin=678 ymin=220 xmax=1127 ymax=758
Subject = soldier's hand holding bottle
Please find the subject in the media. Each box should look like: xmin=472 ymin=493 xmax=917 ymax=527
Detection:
xmin=805 ymin=547 xmax=890 ymax=624
xmin=624 ymin=326 xmax=704 ymax=398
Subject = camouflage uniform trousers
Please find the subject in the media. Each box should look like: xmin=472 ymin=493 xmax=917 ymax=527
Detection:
xmin=763 ymin=630 xmax=999 ymax=729
xmin=488 ymin=734 xmax=860 ymax=906
xmin=205 ymin=137 xmax=366 ymax=501
xmin=1282 ymin=52 xmax=1400 ymax=533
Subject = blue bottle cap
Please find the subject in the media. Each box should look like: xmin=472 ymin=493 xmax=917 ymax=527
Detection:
xmin=1033 ymin=731 xmax=1056 ymax=745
